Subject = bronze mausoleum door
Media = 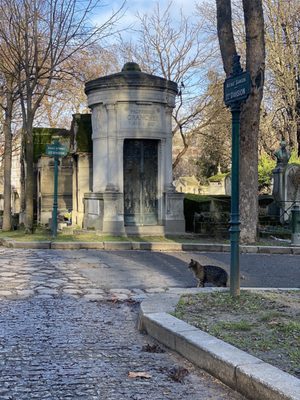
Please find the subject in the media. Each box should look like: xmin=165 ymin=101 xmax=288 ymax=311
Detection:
xmin=124 ymin=139 xmax=158 ymax=225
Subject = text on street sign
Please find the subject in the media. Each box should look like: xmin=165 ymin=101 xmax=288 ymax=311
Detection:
xmin=46 ymin=144 xmax=68 ymax=157
xmin=224 ymin=71 xmax=251 ymax=106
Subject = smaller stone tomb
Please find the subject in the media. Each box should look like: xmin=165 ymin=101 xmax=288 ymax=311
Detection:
xmin=272 ymin=142 xmax=300 ymax=222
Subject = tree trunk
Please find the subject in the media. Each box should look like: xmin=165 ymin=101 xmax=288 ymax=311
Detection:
xmin=2 ymin=93 xmax=13 ymax=231
xmin=19 ymin=134 xmax=26 ymax=225
xmin=239 ymin=97 xmax=260 ymax=243
xmin=216 ymin=0 xmax=236 ymax=74
xmin=216 ymin=0 xmax=265 ymax=244
xmin=24 ymin=118 xmax=35 ymax=233
xmin=240 ymin=0 xmax=265 ymax=243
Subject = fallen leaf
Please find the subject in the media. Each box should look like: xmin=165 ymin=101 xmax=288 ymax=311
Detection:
xmin=168 ymin=367 xmax=189 ymax=382
xmin=142 ymin=343 xmax=165 ymax=353
xmin=128 ymin=371 xmax=152 ymax=379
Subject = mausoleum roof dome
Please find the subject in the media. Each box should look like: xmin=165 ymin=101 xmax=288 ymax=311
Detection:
xmin=121 ymin=62 xmax=141 ymax=72
xmin=85 ymin=62 xmax=178 ymax=95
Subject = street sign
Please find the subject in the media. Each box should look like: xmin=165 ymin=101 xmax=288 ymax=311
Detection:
xmin=46 ymin=143 xmax=68 ymax=157
xmin=224 ymin=71 xmax=251 ymax=106
xmin=223 ymin=53 xmax=251 ymax=297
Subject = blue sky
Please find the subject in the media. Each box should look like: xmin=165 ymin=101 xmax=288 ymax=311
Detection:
xmin=94 ymin=0 xmax=199 ymax=36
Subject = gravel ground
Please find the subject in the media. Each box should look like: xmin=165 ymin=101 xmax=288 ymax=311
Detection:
xmin=0 ymin=298 xmax=247 ymax=400
xmin=0 ymin=247 xmax=246 ymax=399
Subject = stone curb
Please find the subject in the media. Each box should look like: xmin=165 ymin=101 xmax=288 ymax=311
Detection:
xmin=51 ymin=241 xmax=104 ymax=250
xmin=138 ymin=289 xmax=300 ymax=400
xmin=0 ymin=238 xmax=51 ymax=249
xmin=1 ymin=237 xmax=300 ymax=254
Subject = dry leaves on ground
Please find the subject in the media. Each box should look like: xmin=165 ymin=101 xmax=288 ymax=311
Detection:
xmin=128 ymin=371 xmax=152 ymax=379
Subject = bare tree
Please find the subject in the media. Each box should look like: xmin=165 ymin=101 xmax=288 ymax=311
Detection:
xmin=216 ymin=0 xmax=265 ymax=243
xmin=37 ymin=45 xmax=121 ymax=128
xmin=0 ymin=35 xmax=21 ymax=233
xmin=264 ymin=0 xmax=300 ymax=154
xmin=118 ymin=1 xmax=219 ymax=170
xmin=195 ymin=71 xmax=231 ymax=178
xmin=0 ymin=0 xmax=123 ymax=232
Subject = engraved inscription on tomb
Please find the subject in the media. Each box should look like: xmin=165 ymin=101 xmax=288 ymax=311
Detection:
xmin=121 ymin=104 xmax=160 ymax=130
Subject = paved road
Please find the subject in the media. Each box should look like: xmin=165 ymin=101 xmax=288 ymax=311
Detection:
xmin=0 ymin=248 xmax=246 ymax=399
xmin=196 ymin=252 xmax=300 ymax=288
xmin=54 ymin=249 xmax=300 ymax=289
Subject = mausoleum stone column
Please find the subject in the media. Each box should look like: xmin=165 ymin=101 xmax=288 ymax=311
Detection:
xmin=91 ymin=104 xmax=107 ymax=192
xmin=105 ymin=103 xmax=119 ymax=192
xmin=164 ymin=107 xmax=175 ymax=192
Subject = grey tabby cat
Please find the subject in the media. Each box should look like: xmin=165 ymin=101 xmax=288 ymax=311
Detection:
xmin=188 ymin=259 xmax=228 ymax=287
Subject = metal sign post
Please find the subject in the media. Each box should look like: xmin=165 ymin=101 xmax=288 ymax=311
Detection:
xmin=224 ymin=54 xmax=251 ymax=297
xmin=46 ymin=138 xmax=68 ymax=238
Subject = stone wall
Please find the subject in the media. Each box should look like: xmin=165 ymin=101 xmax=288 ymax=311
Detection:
xmin=37 ymin=156 xmax=73 ymax=224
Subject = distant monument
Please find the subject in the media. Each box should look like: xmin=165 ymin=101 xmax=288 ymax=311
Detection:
xmin=274 ymin=139 xmax=290 ymax=167
xmin=272 ymin=139 xmax=300 ymax=222
xmin=83 ymin=62 xmax=185 ymax=235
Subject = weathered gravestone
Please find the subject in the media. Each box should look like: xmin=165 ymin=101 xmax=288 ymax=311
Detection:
xmin=272 ymin=140 xmax=300 ymax=222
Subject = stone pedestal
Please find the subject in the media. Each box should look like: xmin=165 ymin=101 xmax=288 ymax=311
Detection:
xmin=102 ymin=191 xmax=125 ymax=235
xmin=83 ymin=192 xmax=103 ymax=230
xmin=272 ymin=166 xmax=286 ymax=223
xmin=164 ymin=191 xmax=186 ymax=234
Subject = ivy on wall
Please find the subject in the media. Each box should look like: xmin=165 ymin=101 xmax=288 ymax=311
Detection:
xmin=33 ymin=128 xmax=69 ymax=161
xmin=32 ymin=114 xmax=93 ymax=161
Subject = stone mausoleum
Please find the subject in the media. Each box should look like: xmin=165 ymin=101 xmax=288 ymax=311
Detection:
xmin=83 ymin=62 xmax=185 ymax=235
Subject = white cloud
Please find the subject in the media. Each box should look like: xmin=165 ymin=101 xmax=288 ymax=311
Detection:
xmin=92 ymin=0 xmax=199 ymax=33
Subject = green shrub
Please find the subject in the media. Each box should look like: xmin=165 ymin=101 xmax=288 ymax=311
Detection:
xmin=289 ymin=150 xmax=300 ymax=165
xmin=257 ymin=150 xmax=300 ymax=194
xmin=258 ymin=154 xmax=276 ymax=193
xmin=208 ymin=172 xmax=228 ymax=182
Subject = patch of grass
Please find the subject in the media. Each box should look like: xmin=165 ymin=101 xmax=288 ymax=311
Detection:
xmin=259 ymin=311 xmax=285 ymax=322
xmin=177 ymin=297 xmax=196 ymax=307
xmin=289 ymin=348 xmax=300 ymax=366
xmin=54 ymin=233 xmax=130 ymax=242
xmin=252 ymin=335 xmax=278 ymax=352
xmin=219 ymin=320 xmax=253 ymax=331
xmin=173 ymin=290 xmax=300 ymax=378
xmin=0 ymin=228 xmax=129 ymax=242
xmin=276 ymin=320 xmax=300 ymax=334
xmin=0 ymin=227 xmax=51 ymax=241
xmin=0 ymin=229 xmax=228 ymax=243
xmin=129 ymin=236 xmax=173 ymax=242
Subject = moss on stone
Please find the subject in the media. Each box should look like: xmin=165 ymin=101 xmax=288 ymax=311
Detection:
xmin=73 ymin=114 xmax=92 ymax=153
xmin=33 ymin=128 xmax=69 ymax=161
xmin=208 ymin=172 xmax=228 ymax=182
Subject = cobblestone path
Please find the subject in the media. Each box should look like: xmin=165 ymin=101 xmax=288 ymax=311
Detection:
xmin=0 ymin=248 xmax=246 ymax=399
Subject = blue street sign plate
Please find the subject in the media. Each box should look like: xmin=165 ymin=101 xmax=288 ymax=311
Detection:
xmin=46 ymin=144 xmax=68 ymax=157
xmin=224 ymin=71 xmax=251 ymax=106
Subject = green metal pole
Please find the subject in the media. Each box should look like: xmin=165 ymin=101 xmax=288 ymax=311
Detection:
xmin=52 ymin=155 xmax=59 ymax=238
xmin=230 ymin=103 xmax=241 ymax=297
